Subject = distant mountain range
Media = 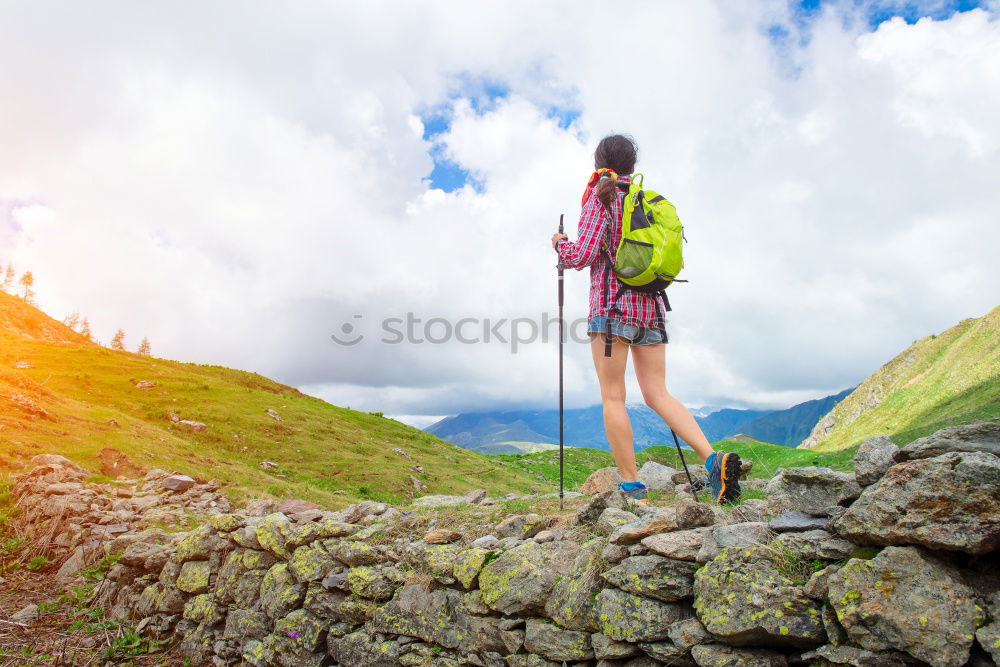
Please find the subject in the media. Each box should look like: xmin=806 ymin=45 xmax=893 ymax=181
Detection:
xmin=735 ymin=388 xmax=853 ymax=447
xmin=425 ymin=389 xmax=854 ymax=453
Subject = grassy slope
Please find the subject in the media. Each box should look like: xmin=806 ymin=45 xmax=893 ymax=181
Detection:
xmin=497 ymin=439 xmax=857 ymax=492
xmin=0 ymin=292 xmax=547 ymax=507
xmin=805 ymin=306 xmax=1000 ymax=451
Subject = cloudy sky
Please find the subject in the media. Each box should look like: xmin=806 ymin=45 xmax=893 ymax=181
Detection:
xmin=2 ymin=0 xmax=998 ymax=427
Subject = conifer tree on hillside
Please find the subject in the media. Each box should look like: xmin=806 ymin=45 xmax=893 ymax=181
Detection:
xmin=110 ymin=328 xmax=126 ymax=351
xmin=0 ymin=264 xmax=13 ymax=292
xmin=137 ymin=337 xmax=152 ymax=356
xmin=18 ymin=271 xmax=35 ymax=304
xmin=63 ymin=311 xmax=81 ymax=330
xmin=80 ymin=317 xmax=92 ymax=340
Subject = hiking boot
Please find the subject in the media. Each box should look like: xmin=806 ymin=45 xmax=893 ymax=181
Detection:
xmin=618 ymin=481 xmax=649 ymax=504
xmin=706 ymin=451 xmax=742 ymax=504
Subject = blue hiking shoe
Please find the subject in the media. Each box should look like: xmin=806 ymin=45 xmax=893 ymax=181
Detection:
xmin=706 ymin=451 xmax=742 ymax=504
xmin=618 ymin=481 xmax=649 ymax=504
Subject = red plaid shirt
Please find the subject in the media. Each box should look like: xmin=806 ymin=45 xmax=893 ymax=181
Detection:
xmin=557 ymin=180 xmax=667 ymax=329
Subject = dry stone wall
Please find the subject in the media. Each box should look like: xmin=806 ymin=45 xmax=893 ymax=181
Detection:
xmin=8 ymin=422 xmax=1000 ymax=667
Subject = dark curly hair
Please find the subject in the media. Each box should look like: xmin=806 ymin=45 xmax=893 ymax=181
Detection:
xmin=594 ymin=134 xmax=638 ymax=208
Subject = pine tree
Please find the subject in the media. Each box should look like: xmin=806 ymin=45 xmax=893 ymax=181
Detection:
xmin=80 ymin=318 xmax=92 ymax=340
xmin=63 ymin=311 xmax=81 ymax=330
xmin=110 ymin=328 xmax=126 ymax=351
xmin=0 ymin=265 xmax=12 ymax=293
xmin=137 ymin=337 xmax=152 ymax=356
xmin=18 ymin=271 xmax=35 ymax=303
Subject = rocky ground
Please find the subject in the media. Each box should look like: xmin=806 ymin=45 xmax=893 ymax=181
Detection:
xmin=1 ymin=422 xmax=998 ymax=666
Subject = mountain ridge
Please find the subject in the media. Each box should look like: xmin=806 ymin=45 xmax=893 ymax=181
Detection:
xmin=733 ymin=387 xmax=854 ymax=447
xmin=425 ymin=404 xmax=774 ymax=450
xmin=801 ymin=305 xmax=1000 ymax=450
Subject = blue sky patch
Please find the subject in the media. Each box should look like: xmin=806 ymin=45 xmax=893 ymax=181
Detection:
xmin=419 ymin=74 xmax=581 ymax=192
xmin=418 ymin=75 xmax=512 ymax=192
xmin=769 ymin=0 xmax=988 ymax=74
xmin=788 ymin=0 xmax=986 ymax=29
xmin=427 ymin=160 xmax=478 ymax=193
xmin=546 ymin=106 xmax=581 ymax=130
xmin=863 ymin=0 xmax=984 ymax=27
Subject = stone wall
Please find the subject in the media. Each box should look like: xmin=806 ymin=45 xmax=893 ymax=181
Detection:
xmin=8 ymin=422 xmax=1000 ymax=667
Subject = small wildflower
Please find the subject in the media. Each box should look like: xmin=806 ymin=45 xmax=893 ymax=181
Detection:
xmin=289 ymin=631 xmax=300 ymax=640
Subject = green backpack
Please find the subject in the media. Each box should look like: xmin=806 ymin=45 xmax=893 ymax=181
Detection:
xmin=611 ymin=173 xmax=684 ymax=290
xmin=600 ymin=173 xmax=686 ymax=356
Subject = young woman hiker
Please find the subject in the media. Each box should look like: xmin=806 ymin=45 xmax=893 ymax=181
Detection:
xmin=551 ymin=134 xmax=742 ymax=505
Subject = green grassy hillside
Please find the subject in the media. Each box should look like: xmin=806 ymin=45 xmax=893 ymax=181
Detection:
xmin=0 ymin=292 xmax=547 ymax=507
xmin=497 ymin=439 xmax=857 ymax=492
xmin=802 ymin=306 xmax=1000 ymax=451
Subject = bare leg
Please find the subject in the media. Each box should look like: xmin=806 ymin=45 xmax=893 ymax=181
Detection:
xmin=631 ymin=342 xmax=714 ymax=462
xmin=590 ymin=333 xmax=639 ymax=482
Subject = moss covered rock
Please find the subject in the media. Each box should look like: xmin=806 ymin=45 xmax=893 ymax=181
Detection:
xmin=690 ymin=644 xmax=788 ymax=666
xmin=371 ymin=583 xmax=505 ymax=653
xmin=222 ymin=608 xmax=270 ymax=642
xmin=288 ymin=542 xmax=337 ymax=583
xmin=172 ymin=524 xmax=224 ymax=563
xmin=834 ymin=451 xmax=1000 ymax=555
xmin=273 ymin=608 xmax=327 ymax=651
xmin=594 ymin=587 xmax=690 ymax=642
xmin=325 ymin=538 xmax=384 ymax=567
xmin=827 ymin=546 xmax=980 ymax=667
xmin=544 ymin=537 xmax=607 ymax=632
xmin=347 ymin=565 xmax=406 ymax=600
xmin=287 ymin=519 xmax=358 ymax=550
xmin=402 ymin=542 xmax=462 ymax=584
xmin=327 ymin=629 xmax=408 ymax=667
xmin=182 ymin=593 xmax=225 ymax=625
xmin=303 ymin=582 xmax=378 ymax=623
xmin=523 ymin=618 xmax=593 ymax=661
xmin=479 ymin=541 xmax=578 ymax=615
xmin=693 ymin=545 xmax=824 ymax=648
xmin=602 ymin=554 xmax=697 ymax=602
xmin=452 ymin=547 xmax=490 ymax=589
xmin=216 ymin=548 xmax=276 ymax=606
xmin=260 ymin=563 xmax=306 ymax=620
xmin=255 ymin=513 xmax=293 ymax=559
xmin=177 ymin=560 xmax=212 ymax=594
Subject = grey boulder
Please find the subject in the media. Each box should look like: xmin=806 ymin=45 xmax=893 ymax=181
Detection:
xmin=853 ymin=436 xmax=899 ymax=486
xmin=478 ymin=541 xmax=578 ymax=615
xmin=602 ymin=554 xmax=698 ymax=602
xmin=690 ymin=644 xmax=787 ymax=666
xmin=768 ymin=511 xmax=828 ymax=533
xmin=545 ymin=537 xmax=607 ymax=631
xmin=834 ymin=451 xmax=1000 ymax=555
xmin=593 ymin=587 xmax=690 ymax=642
xmin=638 ymin=460 xmax=677 ymax=491
xmin=765 ymin=467 xmax=861 ymax=516
xmin=523 ymin=618 xmax=593 ymax=661
xmin=693 ymin=545 xmax=824 ymax=648
xmin=894 ymin=422 xmax=1000 ymax=462
xmin=827 ymin=546 xmax=980 ymax=667
xmin=161 ymin=474 xmax=196 ymax=492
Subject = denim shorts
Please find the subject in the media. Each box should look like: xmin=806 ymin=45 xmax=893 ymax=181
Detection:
xmin=587 ymin=316 xmax=667 ymax=346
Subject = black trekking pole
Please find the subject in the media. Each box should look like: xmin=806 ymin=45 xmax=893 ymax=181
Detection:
xmin=671 ymin=429 xmax=699 ymax=503
xmin=557 ymin=214 xmax=565 ymax=511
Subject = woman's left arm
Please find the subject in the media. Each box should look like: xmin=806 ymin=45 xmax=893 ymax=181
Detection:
xmin=555 ymin=190 xmax=607 ymax=269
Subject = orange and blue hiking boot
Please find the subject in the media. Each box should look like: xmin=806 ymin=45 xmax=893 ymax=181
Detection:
xmin=619 ymin=481 xmax=649 ymax=504
xmin=706 ymin=451 xmax=742 ymax=504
